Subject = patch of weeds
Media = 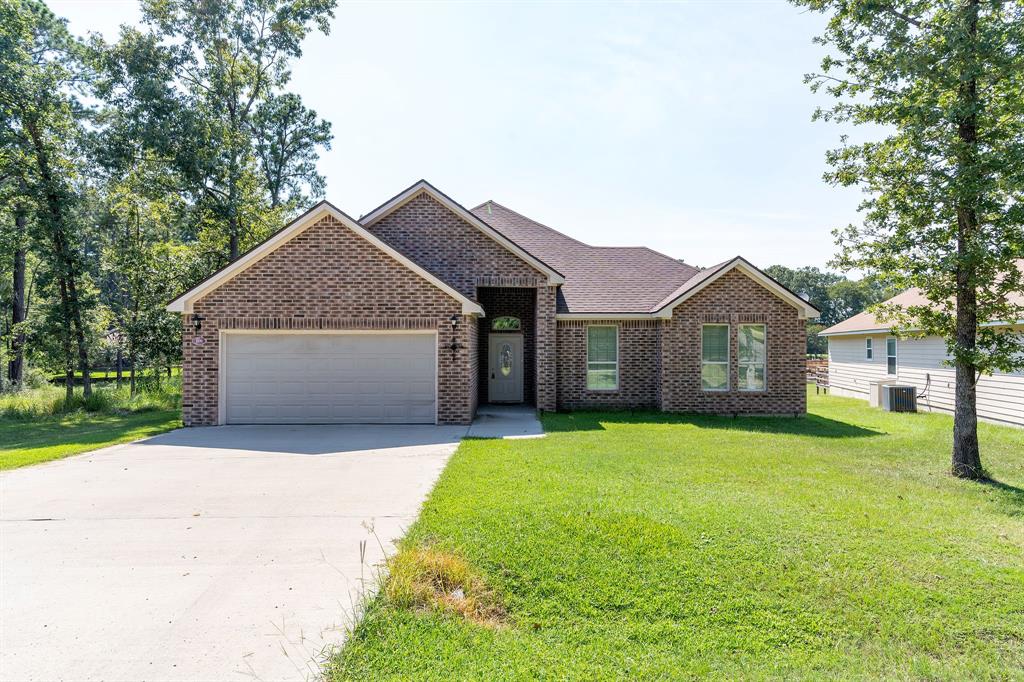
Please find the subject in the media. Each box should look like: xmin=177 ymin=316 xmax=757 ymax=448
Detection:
xmin=384 ymin=545 xmax=507 ymax=628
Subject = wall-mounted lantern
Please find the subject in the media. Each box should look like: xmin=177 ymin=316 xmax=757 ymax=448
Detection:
xmin=448 ymin=314 xmax=461 ymax=354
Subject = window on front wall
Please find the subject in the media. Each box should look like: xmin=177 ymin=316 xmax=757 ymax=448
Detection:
xmin=738 ymin=324 xmax=766 ymax=391
xmin=887 ymin=337 xmax=897 ymax=375
xmin=587 ymin=326 xmax=618 ymax=390
xmin=701 ymin=324 xmax=729 ymax=391
xmin=865 ymin=338 xmax=873 ymax=359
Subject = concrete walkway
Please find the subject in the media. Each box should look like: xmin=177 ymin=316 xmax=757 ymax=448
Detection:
xmin=467 ymin=404 xmax=546 ymax=439
xmin=0 ymin=425 xmax=464 ymax=682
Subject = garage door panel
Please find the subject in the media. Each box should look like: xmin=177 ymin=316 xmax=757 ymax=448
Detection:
xmin=224 ymin=333 xmax=436 ymax=424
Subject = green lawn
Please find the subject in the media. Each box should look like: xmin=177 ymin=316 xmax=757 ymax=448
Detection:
xmin=332 ymin=390 xmax=1024 ymax=680
xmin=0 ymin=409 xmax=181 ymax=470
xmin=0 ymin=381 xmax=182 ymax=470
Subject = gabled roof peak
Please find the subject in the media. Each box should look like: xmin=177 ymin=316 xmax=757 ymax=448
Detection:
xmin=361 ymin=181 xmax=564 ymax=285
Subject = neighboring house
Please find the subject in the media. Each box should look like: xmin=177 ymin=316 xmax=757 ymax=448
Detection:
xmin=819 ymin=264 xmax=1024 ymax=427
xmin=167 ymin=180 xmax=819 ymax=426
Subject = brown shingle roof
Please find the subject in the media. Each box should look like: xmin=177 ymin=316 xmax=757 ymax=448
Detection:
xmin=472 ymin=201 xmax=700 ymax=314
xmin=819 ymin=259 xmax=1024 ymax=335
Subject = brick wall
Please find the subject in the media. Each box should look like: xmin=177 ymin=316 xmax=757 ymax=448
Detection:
xmin=476 ymin=287 xmax=536 ymax=405
xmin=556 ymin=319 xmax=662 ymax=410
xmin=660 ymin=269 xmax=807 ymax=415
xmin=181 ymin=215 xmax=475 ymax=426
xmin=367 ymin=191 xmax=547 ymax=298
xmin=367 ymin=192 xmax=560 ymax=410
xmin=536 ymin=286 xmax=558 ymax=411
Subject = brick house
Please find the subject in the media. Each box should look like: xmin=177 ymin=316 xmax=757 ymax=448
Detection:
xmin=168 ymin=180 xmax=819 ymax=425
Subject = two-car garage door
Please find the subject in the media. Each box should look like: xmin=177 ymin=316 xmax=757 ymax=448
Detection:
xmin=223 ymin=333 xmax=436 ymax=424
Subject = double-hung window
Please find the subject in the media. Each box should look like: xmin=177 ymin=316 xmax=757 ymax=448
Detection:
xmin=886 ymin=337 xmax=897 ymax=375
xmin=865 ymin=338 xmax=873 ymax=360
xmin=587 ymin=326 xmax=618 ymax=390
xmin=738 ymin=324 xmax=767 ymax=391
xmin=701 ymin=324 xmax=729 ymax=391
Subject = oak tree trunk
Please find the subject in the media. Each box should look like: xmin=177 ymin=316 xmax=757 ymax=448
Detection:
xmin=951 ymin=0 xmax=983 ymax=479
xmin=952 ymin=270 xmax=982 ymax=478
xmin=25 ymin=118 xmax=92 ymax=396
xmin=8 ymin=212 xmax=26 ymax=388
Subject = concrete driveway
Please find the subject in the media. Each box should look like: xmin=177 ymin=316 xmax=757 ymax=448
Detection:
xmin=0 ymin=424 xmax=466 ymax=682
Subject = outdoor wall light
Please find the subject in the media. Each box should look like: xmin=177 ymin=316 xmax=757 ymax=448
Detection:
xmin=192 ymin=314 xmax=205 ymax=332
xmin=448 ymin=314 xmax=461 ymax=355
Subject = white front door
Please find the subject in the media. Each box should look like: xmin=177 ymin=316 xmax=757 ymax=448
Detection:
xmin=488 ymin=333 xmax=524 ymax=403
xmin=223 ymin=332 xmax=436 ymax=424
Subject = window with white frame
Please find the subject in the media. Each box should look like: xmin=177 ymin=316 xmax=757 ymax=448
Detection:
xmin=587 ymin=326 xmax=618 ymax=390
xmin=701 ymin=324 xmax=729 ymax=391
xmin=738 ymin=324 xmax=766 ymax=391
xmin=865 ymin=338 xmax=873 ymax=359
xmin=886 ymin=337 xmax=897 ymax=375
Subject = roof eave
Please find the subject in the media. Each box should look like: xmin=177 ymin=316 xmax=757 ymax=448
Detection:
xmin=166 ymin=202 xmax=484 ymax=316
xmin=652 ymin=257 xmax=821 ymax=319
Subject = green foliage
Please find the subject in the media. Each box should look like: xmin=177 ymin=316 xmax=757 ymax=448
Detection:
xmin=764 ymin=265 xmax=894 ymax=353
xmin=332 ymin=390 xmax=1024 ymax=679
xmin=792 ymin=0 xmax=1024 ymax=476
xmin=253 ymin=92 xmax=332 ymax=209
xmin=793 ymin=0 xmax=1024 ymax=373
xmin=1 ymin=0 xmax=335 ymax=398
xmin=97 ymin=0 xmax=336 ymax=261
xmin=0 ymin=0 xmax=98 ymax=389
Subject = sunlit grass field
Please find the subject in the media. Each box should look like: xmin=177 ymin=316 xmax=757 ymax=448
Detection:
xmin=333 ymin=389 xmax=1024 ymax=680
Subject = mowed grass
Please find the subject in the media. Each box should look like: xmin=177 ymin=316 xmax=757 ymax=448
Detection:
xmin=332 ymin=390 xmax=1024 ymax=680
xmin=0 ymin=383 xmax=181 ymax=470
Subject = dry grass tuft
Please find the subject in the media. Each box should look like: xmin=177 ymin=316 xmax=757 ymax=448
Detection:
xmin=383 ymin=545 xmax=506 ymax=628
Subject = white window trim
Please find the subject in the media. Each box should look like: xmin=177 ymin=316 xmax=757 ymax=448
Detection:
xmin=738 ymin=323 xmax=767 ymax=393
xmin=701 ymin=323 xmax=730 ymax=392
xmin=586 ymin=325 xmax=619 ymax=391
xmin=865 ymin=338 xmax=873 ymax=360
xmin=886 ymin=337 xmax=898 ymax=376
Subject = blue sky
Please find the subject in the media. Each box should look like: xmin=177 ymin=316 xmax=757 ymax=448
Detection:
xmin=52 ymin=0 xmax=863 ymax=270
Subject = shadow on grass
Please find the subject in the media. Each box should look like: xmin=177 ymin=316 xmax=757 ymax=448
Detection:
xmin=543 ymin=410 xmax=883 ymax=439
xmin=0 ymin=411 xmax=179 ymax=452
xmin=979 ymin=478 xmax=1024 ymax=517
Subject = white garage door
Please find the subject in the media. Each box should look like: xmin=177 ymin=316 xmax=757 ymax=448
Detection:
xmin=223 ymin=333 xmax=436 ymax=424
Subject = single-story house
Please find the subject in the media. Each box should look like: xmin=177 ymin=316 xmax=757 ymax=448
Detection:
xmin=819 ymin=263 xmax=1024 ymax=427
xmin=168 ymin=180 xmax=819 ymax=425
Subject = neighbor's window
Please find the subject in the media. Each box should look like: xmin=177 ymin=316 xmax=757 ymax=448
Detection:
xmin=738 ymin=324 xmax=766 ymax=392
xmin=886 ymin=337 xmax=898 ymax=375
xmin=587 ymin=326 xmax=618 ymax=390
xmin=701 ymin=324 xmax=729 ymax=391
xmin=865 ymin=338 xmax=873 ymax=360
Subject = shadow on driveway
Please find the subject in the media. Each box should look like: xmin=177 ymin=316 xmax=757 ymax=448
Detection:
xmin=138 ymin=423 xmax=470 ymax=455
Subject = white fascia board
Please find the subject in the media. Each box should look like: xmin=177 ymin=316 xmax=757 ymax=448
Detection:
xmin=656 ymin=259 xmax=820 ymax=319
xmin=361 ymin=181 xmax=565 ymax=286
xmin=167 ymin=202 xmax=483 ymax=316
xmin=817 ymin=329 xmax=888 ymax=337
